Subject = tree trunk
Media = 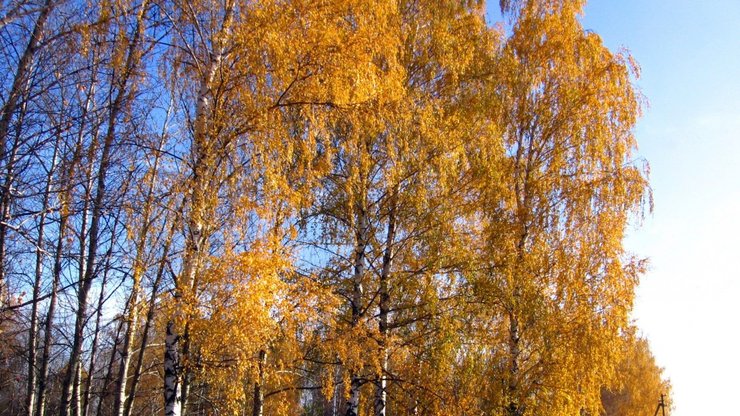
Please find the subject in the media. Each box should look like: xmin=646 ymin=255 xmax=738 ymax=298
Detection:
xmin=113 ymin=216 xmax=150 ymax=416
xmin=83 ymin=226 xmax=119 ymax=416
xmin=83 ymin=288 xmax=104 ymax=416
xmin=95 ymin=318 xmax=125 ymax=416
xmin=25 ymin=199 xmax=43 ymax=416
xmin=164 ymin=319 xmax=181 ymax=416
xmin=59 ymin=1 xmax=147 ymax=411
xmin=123 ymin=225 xmax=173 ymax=416
xmin=0 ymin=0 xmax=53 ymax=304
xmin=164 ymin=4 xmax=234 ymax=415
xmin=37 ymin=78 xmax=93 ymax=416
xmin=506 ymin=310 xmax=522 ymax=416
xmin=25 ymin=139 xmax=59 ymax=416
xmin=345 ymin=199 xmax=368 ymax=416
xmin=179 ymin=323 xmax=191 ymax=415
xmin=0 ymin=0 xmax=52 ymax=151
xmin=35 ymin=208 xmax=69 ymax=416
xmin=374 ymin=192 xmax=396 ymax=416
xmin=0 ymin=128 xmax=21 ymax=305
xmin=113 ymin=66 xmax=160 ymax=416
xmin=1 ymin=70 xmax=32 ymax=314
xmin=252 ymin=349 xmax=266 ymax=416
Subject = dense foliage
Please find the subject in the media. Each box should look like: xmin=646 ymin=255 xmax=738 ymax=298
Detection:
xmin=0 ymin=0 xmax=669 ymax=415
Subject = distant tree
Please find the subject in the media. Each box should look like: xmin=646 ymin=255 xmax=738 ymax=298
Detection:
xmin=602 ymin=331 xmax=672 ymax=416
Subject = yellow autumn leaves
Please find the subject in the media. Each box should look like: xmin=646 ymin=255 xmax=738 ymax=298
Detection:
xmin=150 ymin=0 xmax=659 ymax=414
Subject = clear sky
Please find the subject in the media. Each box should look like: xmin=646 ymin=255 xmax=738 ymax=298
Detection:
xmin=486 ymin=1 xmax=740 ymax=415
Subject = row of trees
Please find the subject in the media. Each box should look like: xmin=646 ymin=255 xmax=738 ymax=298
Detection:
xmin=0 ymin=0 xmax=670 ymax=415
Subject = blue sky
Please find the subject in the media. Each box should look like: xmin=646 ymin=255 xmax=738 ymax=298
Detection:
xmin=486 ymin=1 xmax=740 ymax=415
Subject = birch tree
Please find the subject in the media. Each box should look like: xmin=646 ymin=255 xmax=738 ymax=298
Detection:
xmin=159 ymin=0 xmax=402 ymax=414
xmin=0 ymin=1 xmax=664 ymax=415
xmin=468 ymin=2 xmax=649 ymax=415
xmin=59 ymin=1 xmax=151 ymax=413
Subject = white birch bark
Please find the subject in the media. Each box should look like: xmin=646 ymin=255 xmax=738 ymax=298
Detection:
xmin=124 ymin=224 xmax=173 ymax=416
xmin=373 ymin=192 xmax=396 ymax=416
xmin=252 ymin=349 xmax=266 ymax=416
xmin=163 ymin=3 xmax=235 ymax=414
xmin=345 ymin=198 xmax=368 ymax=416
xmin=163 ymin=320 xmax=182 ymax=416
xmin=111 ymin=12 xmax=158 ymax=410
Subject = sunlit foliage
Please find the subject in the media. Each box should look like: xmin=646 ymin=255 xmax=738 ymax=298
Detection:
xmin=0 ymin=0 xmax=668 ymax=415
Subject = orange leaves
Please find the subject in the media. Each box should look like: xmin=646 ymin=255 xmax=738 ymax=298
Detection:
xmin=181 ymin=244 xmax=288 ymax=411
xmin=462 ymin=2 xmax=652 ymax=415
xmin=602 ymin=331 xmax=672 ymax=416
xmin=150 ymin=0 xmax=657 ymax=414
xmin=0 ymin=0 xmax=669 ymax=413
xmin=238 ymin=0 xmax=405 ymax=109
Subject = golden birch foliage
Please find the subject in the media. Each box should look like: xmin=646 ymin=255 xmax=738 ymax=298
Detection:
xmin=0 ymin=0 xmax=660 ymax=414
xmin=154 ymin=0 xmax=650 ymax=413
xmin=163 ymin=0 xmax=406 ymax=213
xmin=602 ymin=331 xmax=672 ymax=416
xmin=185 ymin=242 xmax=287 ymax=414
xmin=301 ymin=2 xmax=505 ymax=414
xmin=467 ymin=1 xmax=649 ymax=415
xmin=161 ymin=1 xmax=411 ymax=413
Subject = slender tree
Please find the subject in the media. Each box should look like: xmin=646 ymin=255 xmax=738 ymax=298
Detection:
xmin=468 ymin=2 xmax=649 ymax=415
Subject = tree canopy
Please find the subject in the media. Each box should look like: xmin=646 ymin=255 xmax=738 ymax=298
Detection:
xmin=0 ymin=0 xmax=668 ymax=415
